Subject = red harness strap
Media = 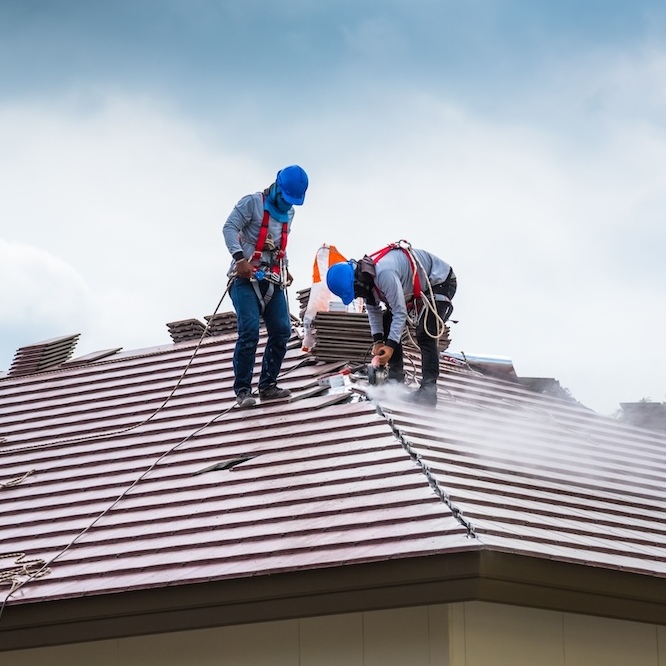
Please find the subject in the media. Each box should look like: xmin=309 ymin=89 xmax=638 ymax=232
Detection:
xmin=251 ymin=201 xmax=289 ymax=276
xmin=368 ymin=242 xmax=422 ymax=298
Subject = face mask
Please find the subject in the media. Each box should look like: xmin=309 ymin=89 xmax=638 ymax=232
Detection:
xmin=275 ymin=189 xmax=293 ymax=213
xmin=264 ymin=184 xmax=292 ymax=222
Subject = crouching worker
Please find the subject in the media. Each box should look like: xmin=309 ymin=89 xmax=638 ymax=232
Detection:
xmin=326 ymin=241 xmax=456 ymax=406
xmin=223 ymin=165 xmax=309 ymax=408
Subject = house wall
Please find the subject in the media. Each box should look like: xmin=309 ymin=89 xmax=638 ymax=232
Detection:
xmin=451 ymin=602 xmax=666 ymax=666
xmin=4 ymin=601 xmax=666 ymax=666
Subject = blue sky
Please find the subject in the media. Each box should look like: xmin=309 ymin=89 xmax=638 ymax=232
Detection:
xmin=1 ymin=0 xmax=666 ymax=415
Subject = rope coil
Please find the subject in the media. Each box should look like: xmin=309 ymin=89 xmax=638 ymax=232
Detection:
xmin=399 ymin=240 xmax=451 ymax=343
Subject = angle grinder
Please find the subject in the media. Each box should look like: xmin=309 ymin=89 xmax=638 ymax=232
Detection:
xmin=367 ymin=355 xmax=388 ymax=386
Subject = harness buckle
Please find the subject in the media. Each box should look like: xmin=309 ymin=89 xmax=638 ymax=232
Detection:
xmin=253 ymin=264 xmax=283 ymax=285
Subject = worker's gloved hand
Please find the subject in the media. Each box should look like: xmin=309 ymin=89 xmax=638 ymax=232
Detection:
xmin=235 ymin=258 xmax=254 ymax=279
xmin=375 ymin=345 xmax=393 ymax=366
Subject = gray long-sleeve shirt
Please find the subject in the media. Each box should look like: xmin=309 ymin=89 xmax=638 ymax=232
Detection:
xmin=366 ymin=248 xmax=453 ymax=345
xmin=223 ymin=192 xmax=293 ymax=278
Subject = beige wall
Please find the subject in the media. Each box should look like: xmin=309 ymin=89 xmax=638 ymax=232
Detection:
xmin=450 ymin=601 xmax=666 ymax=666
xmin=2 ymin=605 xmax=448 ymax=666
xmin=4 ymin=602 xmax=666 ymax=666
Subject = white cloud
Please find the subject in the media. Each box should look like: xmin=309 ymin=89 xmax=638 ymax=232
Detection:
xmin=0 ymin=239 xmax=95 ymax=367
xmin=0 ymin=93 xmax=264 ymax=366
xmin=0 ymin=240 xmax=91 ymax=318
xmin=1 ymin=53 xmax=665 ymax=415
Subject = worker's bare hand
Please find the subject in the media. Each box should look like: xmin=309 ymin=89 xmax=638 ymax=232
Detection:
xmin=375 ymin=345 xmax=393 ymax=365
xmin=286 ymin=270 xmax=294 ymax=287
xmin=235 ymin=259 xmax=254 ymax=279
xmin=372 ymin=342 xmax=384 ymax=357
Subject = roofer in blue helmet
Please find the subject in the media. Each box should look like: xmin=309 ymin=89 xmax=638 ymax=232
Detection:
xmin=223 ymin=165 xmax=309 ymax=408
xmin=326 ymin=242 xmax=456 ymax=406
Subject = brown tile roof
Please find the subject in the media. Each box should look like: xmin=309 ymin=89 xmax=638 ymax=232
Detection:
xmin=0 ymin=325 xmax=476 ymax=606
xmin=1 ymin=313 xmax=666 ymax=645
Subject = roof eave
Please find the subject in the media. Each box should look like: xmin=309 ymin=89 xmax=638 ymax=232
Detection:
xmin=2 ymin=550 xmax=665 ymax=652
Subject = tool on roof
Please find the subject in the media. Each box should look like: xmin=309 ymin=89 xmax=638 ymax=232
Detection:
xmin=367 ymin=355 xmax=388 ymax=386
xmin=317 ymin=367 xmax=352 ymax=390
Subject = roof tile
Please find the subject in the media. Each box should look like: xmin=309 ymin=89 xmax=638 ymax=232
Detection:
xmin=2 ymin=313 xmax=666 ymax=609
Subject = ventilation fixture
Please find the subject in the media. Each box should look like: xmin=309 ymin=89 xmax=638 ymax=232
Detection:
xmin=8 ymin=334 xmax=80 ymax=377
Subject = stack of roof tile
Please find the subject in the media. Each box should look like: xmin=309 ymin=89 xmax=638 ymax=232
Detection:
xmin=166 ymin=318 xmax=211 ymax=343
xmin=8 ymin=334 xmax=80 ymax=378
xmin=204 ymin=312 xmax=238 ymax=336
xmin=311 ymin=311 xmax=374 ymax=364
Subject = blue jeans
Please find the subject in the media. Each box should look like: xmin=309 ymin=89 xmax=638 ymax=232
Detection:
xmin=230 ymin=278 xmax=291 ymax=395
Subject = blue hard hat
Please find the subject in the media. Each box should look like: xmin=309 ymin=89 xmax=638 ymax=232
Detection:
xmin=276 ymin=165 xmax=308 ymax=205
xmin=326 ymin=261 xmax=356 ymax=305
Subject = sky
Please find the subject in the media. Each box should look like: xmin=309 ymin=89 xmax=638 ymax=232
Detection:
xmin=1 ymin=0 xmax=665 ymax=416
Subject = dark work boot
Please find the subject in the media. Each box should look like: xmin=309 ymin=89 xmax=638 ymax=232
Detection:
xmin=236 ymin=390 xmax=256 ymax=409
xmin=259 ymin=385 xmax=291 ymax=400
xmin=404 ymin=385 xmax=437 ymax=407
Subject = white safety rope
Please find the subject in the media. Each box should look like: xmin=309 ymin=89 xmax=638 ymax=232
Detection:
xmin=398 ymin=241 xmax=450 ymax=343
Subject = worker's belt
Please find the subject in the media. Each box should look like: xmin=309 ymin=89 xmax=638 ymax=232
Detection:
xmin=428 ymin=270 xmax=457 ymax=300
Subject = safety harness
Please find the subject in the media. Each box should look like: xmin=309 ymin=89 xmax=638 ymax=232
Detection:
xmin=365 ymin=240 xmax=454 ymax=340
xmin=248 ymin=203 xmax=289 ymax=312
xmin=367 ymin=240 xmax=422 ymax=304
xmin=354 ymin=240 xmax=456 ymax=348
